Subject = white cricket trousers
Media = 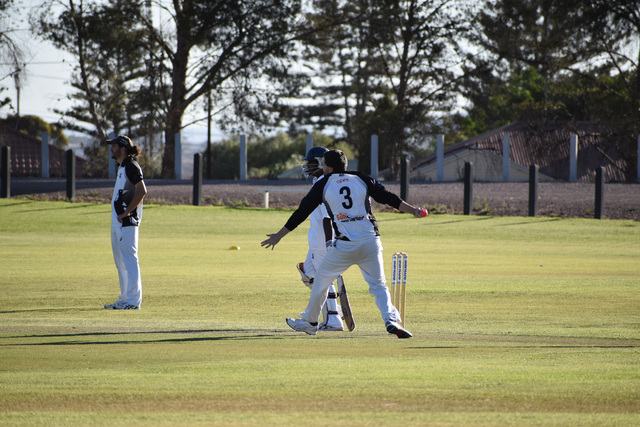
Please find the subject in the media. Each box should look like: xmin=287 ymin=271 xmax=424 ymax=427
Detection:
xmin=111 ymin=224 xmax=142 ymax=307
xmin=303 ymin=249 xmax=342 ymax=328
xmin=301 ymin=235 xmax=400 ymax=325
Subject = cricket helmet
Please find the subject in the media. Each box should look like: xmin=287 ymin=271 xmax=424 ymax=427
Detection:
xmin=301 ymin=146 xmax=329 ymax=177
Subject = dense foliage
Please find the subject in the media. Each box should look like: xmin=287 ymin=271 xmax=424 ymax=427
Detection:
xmin=1 ymin=0 xmax=638 ymax=180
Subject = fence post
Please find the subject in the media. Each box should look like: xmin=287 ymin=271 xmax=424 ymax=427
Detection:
xmin=502 ymin=134 xmax=510 ymax=182
xmin=371 ymin=135 xmax=378 ymax=179
xmin=400 ymin=156 xmax=409 ymax=202
xmin=569 ymin=134 xmax=578 ymax=182
xmin=240 ymin=134 xmax=247 ymax=181
xmin=306 ymin=134 xmax=313 ymax=155
xmin=108 ymin=132 xmax=116 ymax=179
xmin=464 ymin=161 xmax=473 ymax=215
xmin=637 ymin=136 xmax=640 ymax=183
xmin=436 ymin=134 xmax=444 ymax=182
xmin=175 ymin=133 xmax=182 ymax=180
xmin=193 ymin=153 xmax=202 ymax=206
xmin=41 ymin=131 xmax=49 ymax=178
xmin=66 ymin=149 xmax=75 ymax=201
xmin=528 ymin=164 xmax=538 ymax=217
xmin=1 ymin=146 xmax=9 ymax=198
xmin=595 ymin=166 xmax=604 ymax=219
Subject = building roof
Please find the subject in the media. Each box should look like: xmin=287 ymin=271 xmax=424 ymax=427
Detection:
xmin=415 ymin=121 xmax=628 ymax=182
xmin=0 ymin=124 xmax=87 ymax=177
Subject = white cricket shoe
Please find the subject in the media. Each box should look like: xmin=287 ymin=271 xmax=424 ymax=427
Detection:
xmin=104 ymin=301 xmax=139 ymax=310
xmin=286 ymin=318 xmax=318 ymax=335
xmin=104 ymin=301 xmax=125 ymax=309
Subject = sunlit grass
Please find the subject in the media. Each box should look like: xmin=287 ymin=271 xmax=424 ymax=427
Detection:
xmin=0 ymin=200 xmax=639 ymax=425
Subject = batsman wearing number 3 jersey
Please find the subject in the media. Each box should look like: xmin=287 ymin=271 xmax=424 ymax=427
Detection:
xmin=262 ymin=149 xmax=428 ymax=338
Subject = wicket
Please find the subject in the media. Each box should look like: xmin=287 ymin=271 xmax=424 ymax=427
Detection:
xmin=390 ymin=252 xmax=408 ymax=326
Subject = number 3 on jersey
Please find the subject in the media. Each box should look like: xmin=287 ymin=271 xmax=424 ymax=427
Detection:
xmin=340 ymin=186 xmax=353 ymax=209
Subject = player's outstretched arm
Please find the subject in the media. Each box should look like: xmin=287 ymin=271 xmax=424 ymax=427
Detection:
xmin=261 ymin=226 xmax=291 ymax=250
xmin=398 ymin=201 xmax=428 ymax=218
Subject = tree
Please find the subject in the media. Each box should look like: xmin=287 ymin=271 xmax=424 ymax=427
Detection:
xmin=471 ymin=0 xmax=640 ymax=180
xmin=577 ymin=1 xmax=640 ymax=137
xmin=0 ymin=114 xmax=69 ymax=147
xmin=454 ymin=66 xmax=548 ymax=138
xmin=33 ymin=0 xmax=153 ymax=138
xmin=476 ymin=0 xmax=640 ymax=109
xmin=290 ymin=0 xmax=377 ymax=138
xmin=0 ymin=0 xmax=26 ymax=113
xmin=32 ymin=0 xmax=309 ymax=179
xmin=136 ymin=0 xmax=308 ymax=178
xmin=205 ymin=132 xmax=305 ymax=180
xmin=32 ymin=0 xmax=170 ymax=177
xmin=290 ymin=0 xmax=476 ymax=176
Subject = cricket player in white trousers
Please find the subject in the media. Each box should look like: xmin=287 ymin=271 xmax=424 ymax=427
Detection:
xmin=262 ymin=150 xmax=427 ymax=338
xmin=298 ymin=146 xmax=344 ymax=331
xmin=104 ymin=135 xmax=147 ymax=310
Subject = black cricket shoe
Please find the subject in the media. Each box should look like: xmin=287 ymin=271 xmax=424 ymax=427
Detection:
xmin=386 ymin=320 xmax=413 ymax=339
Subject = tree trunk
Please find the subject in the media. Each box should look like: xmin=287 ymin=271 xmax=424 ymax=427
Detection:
xmin=161 ymin=111 xmax=183 ymax=179
xmin=160 ymin=29 xmax=191 ymax=179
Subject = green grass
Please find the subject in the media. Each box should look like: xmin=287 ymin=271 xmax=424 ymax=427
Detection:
xmin=0 ymin=199 xmax=639 ymax=426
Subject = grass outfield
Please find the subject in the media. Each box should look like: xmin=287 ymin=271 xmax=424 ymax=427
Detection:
xmin=0 ymin=199 xmax=639 ymax=426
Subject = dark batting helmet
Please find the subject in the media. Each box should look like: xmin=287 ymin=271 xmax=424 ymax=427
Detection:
xmin=301 ymin=146 xmax=329 ymax=177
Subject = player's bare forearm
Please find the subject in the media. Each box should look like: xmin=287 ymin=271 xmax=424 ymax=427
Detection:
xmin=261 ymin=226 xmax=291 ymax=250
xmin=398 ymin=201 xmax=428 ymax=218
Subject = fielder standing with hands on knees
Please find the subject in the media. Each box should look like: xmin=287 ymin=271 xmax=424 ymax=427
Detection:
xmin=261 ymin=149 xmax=427 ymax=338
xmin=104 ymin=135 xmax=147 ymax=310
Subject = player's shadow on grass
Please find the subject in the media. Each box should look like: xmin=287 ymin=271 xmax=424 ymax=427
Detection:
xmin=495 ymin=218 xmax=562 ymax=226
xmin=0 ymin=200 xmax=34 ymax=208
xmin=2 ymin=329 xmax=291 ymax=346
xmin=409 ymin=344 xmax=639 ymax=349
xmin=403 ymin=216 xmax=495 ymax=225
xmin=12 ymin=203 xmax=104 ymax=213
xmin=0 ymin=308 xmax=97 ymax=314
